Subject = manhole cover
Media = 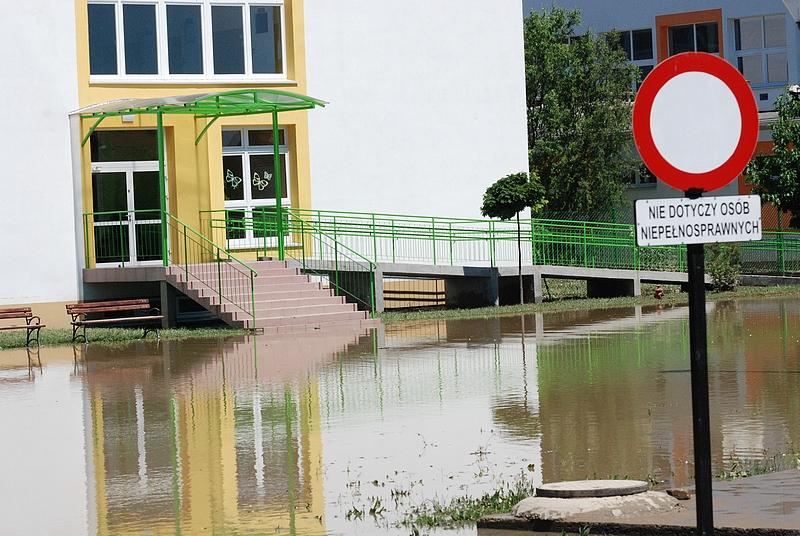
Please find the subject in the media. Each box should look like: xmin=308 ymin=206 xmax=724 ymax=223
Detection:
xmin=536 ymin=480 xmax=648 ymax=499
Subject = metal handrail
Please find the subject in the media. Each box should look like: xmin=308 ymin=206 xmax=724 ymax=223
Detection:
xmin=83 ymin=209 xmax=257 ymax=325
xmin=198 ymin=207 xmax=800 ymax=276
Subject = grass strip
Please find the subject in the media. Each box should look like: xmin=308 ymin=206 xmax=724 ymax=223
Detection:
xmin=715 ymin=449 xmax=800 ymax=480
xmin=380 ymin=285 xmax=800 ymax=324
xmin=0 ymin=327 xmax=246 ymax=350
xmin=401 ymin=474 xmax=535 ymax=529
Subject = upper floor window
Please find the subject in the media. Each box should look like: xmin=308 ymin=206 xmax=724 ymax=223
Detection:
xmin=618 ymin=29 xmax=655 ymax=90
xmin=87 ymin=1 xmax=285 ymax=81
xmin=734 ymin=15 xmax=787 ymax=86
xmin=668 ymin=22 xmax=719 ymax=56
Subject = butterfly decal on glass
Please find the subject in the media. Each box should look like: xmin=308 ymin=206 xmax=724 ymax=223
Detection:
xmin=253 ymin=171 xmax=273 ymax=191
xmin=225 ymin=169 xmax=243 ymax=189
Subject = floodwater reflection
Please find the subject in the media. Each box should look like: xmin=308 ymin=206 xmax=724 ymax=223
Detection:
xmin=0 ymin=298 xmax=799 ymax=535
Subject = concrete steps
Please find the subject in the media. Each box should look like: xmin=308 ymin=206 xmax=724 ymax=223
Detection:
xmin=165 ymin=260 xmax=375 ymax=331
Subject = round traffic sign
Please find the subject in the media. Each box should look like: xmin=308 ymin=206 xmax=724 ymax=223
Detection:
xmin=633 ymin=52 xmax=758 ymax=193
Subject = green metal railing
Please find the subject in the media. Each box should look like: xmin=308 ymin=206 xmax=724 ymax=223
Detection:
xmin=198 ymin=207 xmax=800 ymax=276
xmin=199 ymin=209 xmax=377 ymax=312
xmin=83 ymin=210 xmax=257 ymax=325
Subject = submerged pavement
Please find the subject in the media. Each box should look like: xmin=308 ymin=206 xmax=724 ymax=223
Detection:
xmin=479 ymin=470 xmax=800 ymax=535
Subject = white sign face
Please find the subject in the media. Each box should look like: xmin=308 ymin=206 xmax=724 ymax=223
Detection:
xmin=649 ymin=72 xmax=742 ymax=174
xmin=635 ymin=195 xmax=762 ymax=246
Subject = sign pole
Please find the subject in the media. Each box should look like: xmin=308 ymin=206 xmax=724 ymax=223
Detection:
xmin=632 ymin=53 xmax=760 ymax=536
xmin=685 ymin=190 xmax=714 ymax=535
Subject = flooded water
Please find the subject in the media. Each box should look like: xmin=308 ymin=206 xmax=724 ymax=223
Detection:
xmin=1 ymin=297 xmax=799 ymax=535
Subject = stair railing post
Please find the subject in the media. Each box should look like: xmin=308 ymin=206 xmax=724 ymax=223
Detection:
xmin=216 ymin=246 xmax=223 ymax=303
xmin=301 ymin=219 xmax=307 ymax=270
xmin=431 ymin=217 xmax=437 ymax=265
xmin=84 ymin=214 xmax=90 ymax=268
xmin=371 ymin=213 xmax=378 ymax=264
xmin=449 ymin=222 xmax=454 ymax=266
xmin=250 ymin=271 xmax=256 ymax=327
xmin=119 ymin=212 xmax=126 ymax=268
xmin=391 ymin=220 xmax=396 ymax=263
xmin=183 ymin=224 xmax=189 ymax=277
xmin=489 ymin=221 xmax=496 ymax=267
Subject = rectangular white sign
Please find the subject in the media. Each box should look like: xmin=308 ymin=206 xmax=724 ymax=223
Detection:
xmin=635 ymin=195 xmax=762 ymax=246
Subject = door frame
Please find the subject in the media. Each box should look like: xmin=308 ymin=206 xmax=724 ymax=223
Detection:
xmin=91 ymin=160 xmax=166 ymax=267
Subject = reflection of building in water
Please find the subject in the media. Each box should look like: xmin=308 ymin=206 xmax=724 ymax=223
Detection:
xmin=80 ymin=329 xmax=372 ymax=536
xmin=719 ymin=299 xmax=800 ymax=460
xmin=535 ymin=299 xmax=800 ymax=487
xmin=318 ymin=315 xmax=544 ymax=525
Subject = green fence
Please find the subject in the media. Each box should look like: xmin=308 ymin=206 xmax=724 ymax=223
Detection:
xmin=198 ymin=207 xmax=800 ymax=276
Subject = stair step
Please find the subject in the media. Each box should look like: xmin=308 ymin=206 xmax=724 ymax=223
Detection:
xmin=251 ymin=266 xmax=301 ymax=276
xmin=256 ymin=296 xmax=345 ymax=308
xmin=258 ymin=318 xmax=380 ymax=335
xmin=219 ymin=295 xmax=346 ymax=315
xmin=252 ymin=289 xmax=335 ymax=301
xmin=253 ymin=274 xmax=311 ymax=286
xmin=255 ymin=310 xmax=369 ymax=328
xmin=256 ymin=303 xmax=357 ymax=319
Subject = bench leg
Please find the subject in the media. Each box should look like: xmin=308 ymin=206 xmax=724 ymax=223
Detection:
xmin=72 ymin=324 xmax=87 ymax=344
xmin=25 ymin=326 xmax=42 ymax=347
xmin=142 ymin=327 xmax=160 ymax=341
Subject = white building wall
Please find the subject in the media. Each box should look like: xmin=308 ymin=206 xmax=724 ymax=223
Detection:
xmin=304 ymin=0 xmax=530 ymax=218
xmin=0 ymin=1 xmax=80 ymax=305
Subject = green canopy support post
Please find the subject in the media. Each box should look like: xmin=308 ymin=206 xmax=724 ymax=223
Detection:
xmin=157 ymin=112 xmax=169 ymax=267
xmin=272 ymin=110 xmax=285 ymax=260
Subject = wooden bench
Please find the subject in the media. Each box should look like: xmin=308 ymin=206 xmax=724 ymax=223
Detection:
xmin=0 ymin=307 xmax=45 ymax=347
xmin=66 ymin=299 xmax=163 ymax=343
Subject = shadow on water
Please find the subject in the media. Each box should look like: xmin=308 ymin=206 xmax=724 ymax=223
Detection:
xmin=0 ymin=297 xmax=799 ymax=535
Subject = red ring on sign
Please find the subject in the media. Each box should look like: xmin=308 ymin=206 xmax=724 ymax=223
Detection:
xmin=633 ymin=52 xmax=759 ymax=193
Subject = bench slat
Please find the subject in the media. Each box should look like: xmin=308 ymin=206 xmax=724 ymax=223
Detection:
xmin=0 ymin=307 xmax=32 ymax=314
xmin=66 ymin=299 xmax=149 ymax=310
xmin=74 ymin=316 xmax=163 ymax=326
xmin=0 ymin=324 xmax=46 ymax=331
xmin=0 ymin=312 xmax=33 ymax=320
xmin=69 ymin=304 xmax=152 ymax=314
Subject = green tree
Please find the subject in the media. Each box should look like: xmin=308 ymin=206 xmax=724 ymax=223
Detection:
xmin=481 ymin=172 xmax=547 ymax=304
xmin=524 ymin=8 xmax=639 ymax=214
xmin=745 ymin=92 xmax=800 ymax=227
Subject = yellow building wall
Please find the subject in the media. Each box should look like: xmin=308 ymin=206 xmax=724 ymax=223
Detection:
xmin=74 ymin=0 xmax=314 ymax=246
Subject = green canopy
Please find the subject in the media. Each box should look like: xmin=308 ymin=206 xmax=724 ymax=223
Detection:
xmin=74 ymin=88 xmax=327 ymax=263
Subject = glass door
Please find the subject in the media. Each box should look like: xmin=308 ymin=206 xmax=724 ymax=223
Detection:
xmin=132 ymin=170 xmax=163 ymax=262
xmin=91 ymin=162 xmax=163 ymax=266
xmin=92 ymin=171 xmax=131 ymax=265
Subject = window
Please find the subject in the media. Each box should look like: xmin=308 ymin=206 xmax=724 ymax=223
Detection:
xmin=90 ymin=130 xmax=159 ymax=162
xmin=222 ymin=128 xmax=290 ymax=245
xmin=617 ymin=29 xmax=655 ymax=90
xmin=628 ymin=164 xmax=656 ymax=187
xmin=123 ymin=4 xmax=158 ymax=74
xmin=668 ymin=22 xmax=719 ymax=56
xmin=734 ymin=15 xmax=788 ymax=86
xmin=167 ymin=5 xmax=203 ymax=74
xmin=87 ymin=1 xmax=287 ymax=80
xmin=88 ymin=4 xmax=117 ymax=75
xmin=211 ymin=5 xmax=245 ymax=74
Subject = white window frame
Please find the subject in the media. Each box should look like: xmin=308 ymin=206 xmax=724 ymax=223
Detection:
xmin=221 ymin=127 xmax=290 ymax=249
xmin=87 ymin=0 xmax=289 ymax=84
xmin=733 ymin=14 xmax=788 ymax=89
